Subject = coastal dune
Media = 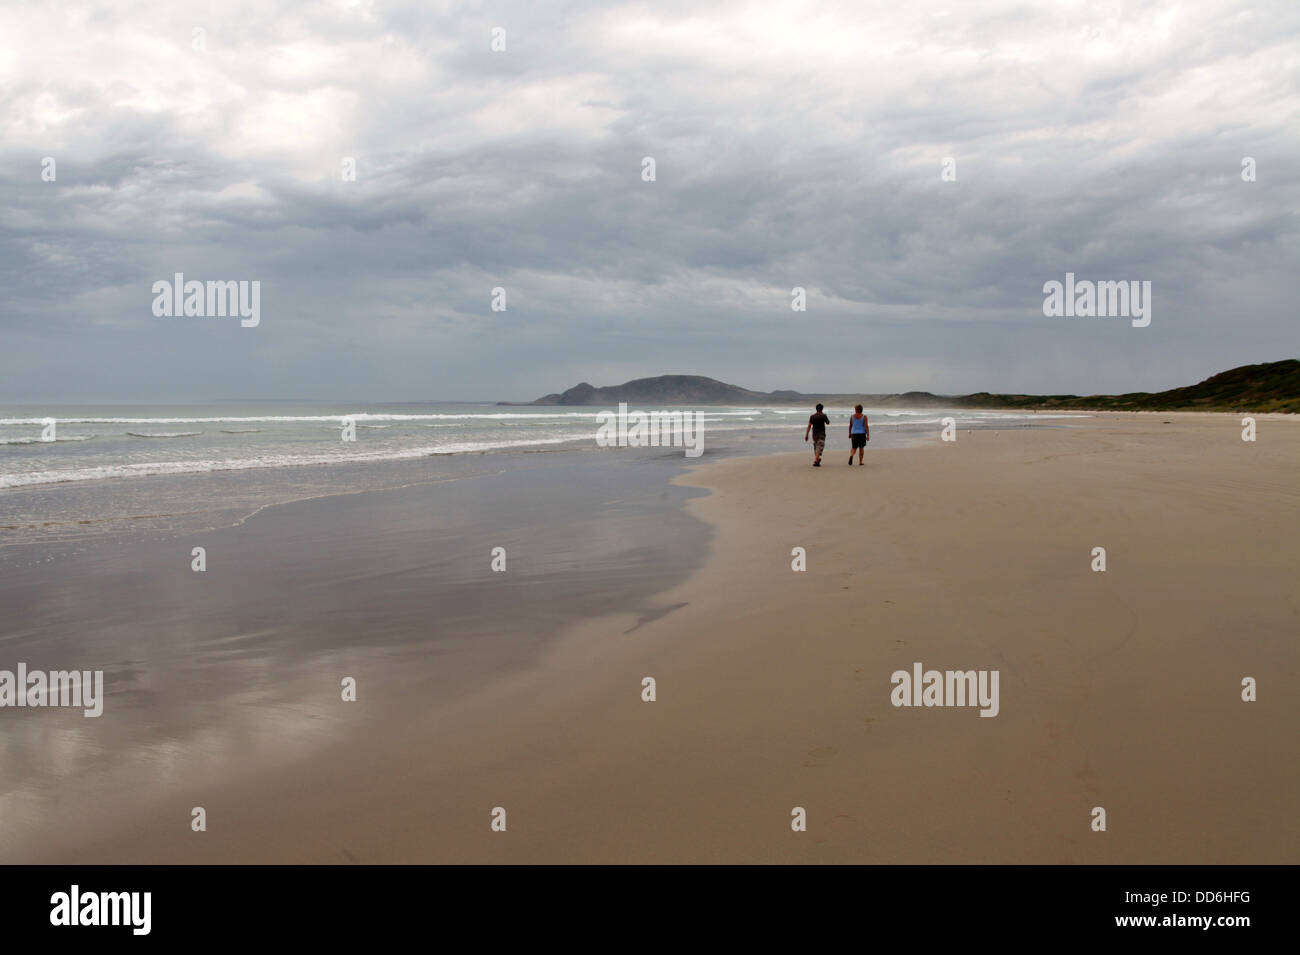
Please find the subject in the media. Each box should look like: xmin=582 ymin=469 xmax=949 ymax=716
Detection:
xmin=36 ymin=413 xmax=1300 ymax=863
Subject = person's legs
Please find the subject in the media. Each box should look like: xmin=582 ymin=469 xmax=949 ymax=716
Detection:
xmin=858 ymin=444 xmax=865 ymax=464
xmin=813 ymin=436 xmax=824 ymax=465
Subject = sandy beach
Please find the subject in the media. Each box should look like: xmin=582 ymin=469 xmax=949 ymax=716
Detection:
xmin=12 ymin=411 xmax=1292 ymax=864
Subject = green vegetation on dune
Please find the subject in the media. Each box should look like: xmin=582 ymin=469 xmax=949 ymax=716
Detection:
xmin=960 ymin=360 xmax=1300 ymax=413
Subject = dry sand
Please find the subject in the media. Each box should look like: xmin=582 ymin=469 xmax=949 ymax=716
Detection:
xmin=42 ymin=413 xmax=1300 ymax=863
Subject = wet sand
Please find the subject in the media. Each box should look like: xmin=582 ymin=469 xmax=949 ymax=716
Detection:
xmin=10 ymin=413 xmax=1300 ymax=863
xmin=0 ymin=449 xmax=710 ymax=859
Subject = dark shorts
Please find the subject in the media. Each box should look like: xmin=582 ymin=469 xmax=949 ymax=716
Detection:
xmin=851 ymin=433 xmax=867 ymax=448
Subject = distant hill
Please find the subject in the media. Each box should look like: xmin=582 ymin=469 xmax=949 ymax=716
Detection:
xmin=532 ymin=375 xmax=766 ymax=406
xmin=518 ymin=360 xmax=1299 ymax=413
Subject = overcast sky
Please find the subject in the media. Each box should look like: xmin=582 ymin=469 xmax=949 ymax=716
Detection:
xmin=2 ymin=0 xmax=1296 ymax=403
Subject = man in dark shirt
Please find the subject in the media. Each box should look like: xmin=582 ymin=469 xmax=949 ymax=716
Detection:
xmin=804 ymin=403 xmax=830 ymax=467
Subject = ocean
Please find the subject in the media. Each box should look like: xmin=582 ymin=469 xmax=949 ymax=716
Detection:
xmin=0 ymin=401 xmax=1083 ymax=487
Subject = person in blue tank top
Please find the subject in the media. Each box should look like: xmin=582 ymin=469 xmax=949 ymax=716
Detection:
xmin=848 ymin=404 xmax=869 ymax=466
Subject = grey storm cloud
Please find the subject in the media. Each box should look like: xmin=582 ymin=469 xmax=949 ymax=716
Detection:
xmin=1 ymin=0 xmax=1297 ymax=402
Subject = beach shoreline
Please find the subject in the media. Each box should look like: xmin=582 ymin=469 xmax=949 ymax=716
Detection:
xmin=7 ymin=411 xmax=1298 ymax=863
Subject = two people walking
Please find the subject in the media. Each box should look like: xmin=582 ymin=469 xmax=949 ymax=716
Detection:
xmin=804 ymin=403 xmax=870 ymax=467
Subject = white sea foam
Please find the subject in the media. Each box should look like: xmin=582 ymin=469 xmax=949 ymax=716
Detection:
xmin=0 ymin=413 xmax=602 ymax=425
xmin=0 ymin=435 xmax=97 ymax=445
xmin=0 ymin=437 xmax=576 ymax=489
xmin=0 ymin=409 xmax=775 ymax=426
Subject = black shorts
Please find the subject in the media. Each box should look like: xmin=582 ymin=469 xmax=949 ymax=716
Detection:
xmin=851 ymin=433 xmax=867 ymax=448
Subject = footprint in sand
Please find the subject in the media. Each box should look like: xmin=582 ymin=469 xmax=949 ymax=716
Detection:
xmin=803 ymin=745 xmax=838 ymax=767
xmin=813 ymin=813 xmax=857 ymax=845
